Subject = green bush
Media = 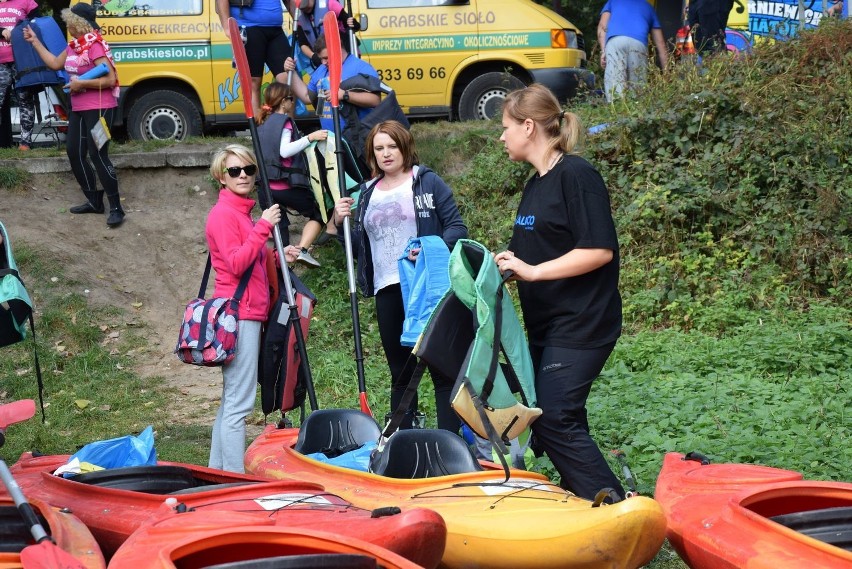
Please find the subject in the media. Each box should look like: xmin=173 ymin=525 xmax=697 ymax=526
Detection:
xmin=594 ymin=20 xmax=852 ymax=330
xmin=435 ymin=20 xmax=851 ymax=335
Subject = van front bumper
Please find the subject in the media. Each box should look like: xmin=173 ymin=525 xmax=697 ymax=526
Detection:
xmin=530 ymin=67 xmax=595 ymax=100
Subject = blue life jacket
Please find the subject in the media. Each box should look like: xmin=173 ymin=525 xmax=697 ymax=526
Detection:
xmin=12 ymin=17 xmax=69 ymax=89
xmin=398 ymin=236 xmax=450 ymax=347
xmin=297 ymin=1 xmax=331 ymax=51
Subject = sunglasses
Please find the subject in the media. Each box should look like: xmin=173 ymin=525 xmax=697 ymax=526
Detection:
xmin=224 ymin=164 xmax=257 ymax=177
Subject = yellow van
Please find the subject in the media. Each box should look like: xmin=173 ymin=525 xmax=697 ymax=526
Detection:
xmin=349 ymin=0 xmax=590 ymax=121
xmin=74 ymin=0 xmax=589 ymax=139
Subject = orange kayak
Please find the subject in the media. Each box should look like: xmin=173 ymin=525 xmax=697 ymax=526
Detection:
xmin=108 ymin=509 xmax=423 ymax=569
xmin=655 ymin=451 xmax=852 ymax=568
xmin=245 ymin=424 xmax=667 ymax=569
xmin=7 ymin=452 xmax=446 ymax=568
xmin=0 ymin=496 xmax=105 ymax=569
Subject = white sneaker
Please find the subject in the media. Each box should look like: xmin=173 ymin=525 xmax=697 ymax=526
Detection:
xmin=296 ymin=248 xmax=321 ymax=267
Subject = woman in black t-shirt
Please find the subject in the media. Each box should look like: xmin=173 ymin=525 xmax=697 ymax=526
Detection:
xmin=494 ymin=83 xmax=625 ymax=501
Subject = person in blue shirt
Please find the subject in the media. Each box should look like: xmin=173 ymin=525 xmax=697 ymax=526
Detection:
xmin=597 ymin=0 xmax=668 ymax=102
xmin=216 ymin=0 xmax=289 ymax=118
xmin=285 ymin=32 xmax=380 ymax=240
xmin=285 ymin=33 xmax=378 ymax=133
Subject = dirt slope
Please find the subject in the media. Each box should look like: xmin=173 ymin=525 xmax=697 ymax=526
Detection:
xmin=0 ymin=165 xmax=279 ymax=411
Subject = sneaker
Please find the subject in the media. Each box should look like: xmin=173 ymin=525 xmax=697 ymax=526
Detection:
xmin=315 ymin=231 xmax=331 ymax=245
xmin=296 ymin=248 xmax=320 ymax=267
xmin=315 ymin=227 xmax=338 ymax=245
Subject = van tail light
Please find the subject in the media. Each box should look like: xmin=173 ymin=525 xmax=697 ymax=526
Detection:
xmin=551 ymin=29 xmax=578 ymax=50
xmin=50 ymin=103 xmax=69 ymax=133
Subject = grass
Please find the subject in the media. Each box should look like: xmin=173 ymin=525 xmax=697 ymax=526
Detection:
xmin=2 ymin=240 xmax=847 ymax=568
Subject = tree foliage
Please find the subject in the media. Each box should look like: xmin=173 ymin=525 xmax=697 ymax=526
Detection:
xmin=535 ymin=0 xmax=608 ymax=53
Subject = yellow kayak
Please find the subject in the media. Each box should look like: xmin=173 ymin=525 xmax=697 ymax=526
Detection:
xmin=245 ymin=424 xmax=666 ymax=569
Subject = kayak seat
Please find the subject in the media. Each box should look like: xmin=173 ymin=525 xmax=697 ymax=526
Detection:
xmin=294 ymin=409 xmax=381 ymax=457
xmin=370 ymin=428 xmax=483 ymax=479
xmin=204 ymin=553 xmax=378 ymax=568
xmin=770 ymin=506 xmax=852 ymax=551
xmin=71 ymin=465 xmax=196 ymax=494
xmin=0 ymin=505 xmax=49 ymax=552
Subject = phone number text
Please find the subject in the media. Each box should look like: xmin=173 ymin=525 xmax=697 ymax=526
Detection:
xmin=376 ymin=67 xmax=447 ymax=81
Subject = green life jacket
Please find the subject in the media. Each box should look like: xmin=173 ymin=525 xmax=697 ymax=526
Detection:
xmin=304 ymin=133 xmax=360 ymax=224
xmin=410 ymin=239 xmax=541 ymax=453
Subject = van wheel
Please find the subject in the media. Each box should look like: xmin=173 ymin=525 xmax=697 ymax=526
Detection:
xmin=127 ymin=90 xmax=203 ymax=141
xmin=458 ymin=72 xmax=525 ymax=121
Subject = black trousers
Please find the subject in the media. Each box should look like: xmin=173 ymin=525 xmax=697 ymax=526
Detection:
xmin=66 ymin=108 xmax=118 ymax=197
xmin=375 ymin=283 xmax=459 ymax=432
xmin=529 ymin=343 xmax=625 ymax=500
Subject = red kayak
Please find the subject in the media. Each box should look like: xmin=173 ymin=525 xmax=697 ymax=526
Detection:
xmin=108 ymin=509 xmax=424 ymax=568
xmin=6 ymin=452 xmax=446 ymax=568
xmin=655 ymin=451 xmax=852 ymax=569
xmin=0 ymin=495 xmax=105 ymax=569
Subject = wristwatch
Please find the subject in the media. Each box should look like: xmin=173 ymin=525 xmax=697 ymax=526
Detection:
xmin=342 ymin=90 xmax=350 ymax=102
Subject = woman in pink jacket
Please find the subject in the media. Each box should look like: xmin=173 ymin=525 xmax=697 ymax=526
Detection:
xmin=205 ymin=143 xmax=296 ymax=472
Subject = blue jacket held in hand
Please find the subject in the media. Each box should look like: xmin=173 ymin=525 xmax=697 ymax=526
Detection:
xmin=347 ymin=164 xmax=467 ymax=297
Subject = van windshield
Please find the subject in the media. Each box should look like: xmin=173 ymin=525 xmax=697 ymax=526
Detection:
xmin=94 ymin=0 xmax=203 ymax=18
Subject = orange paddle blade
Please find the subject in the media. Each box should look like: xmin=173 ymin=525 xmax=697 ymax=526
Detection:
xmin=228 ymin=17 xmax=254 ymax=119
xmin=20 ymin=541 xmax=88 ymax=569
xmin=324 ymin=11 xmax=342 ymax=107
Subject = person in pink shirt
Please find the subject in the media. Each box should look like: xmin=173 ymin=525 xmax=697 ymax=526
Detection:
xmin=206 ymin=143 xmax=299 ymax=472
xmin=0 ymin=0 xmax=38 ymax=151
xmin=24 ymin=3 xmax=124 ymax=227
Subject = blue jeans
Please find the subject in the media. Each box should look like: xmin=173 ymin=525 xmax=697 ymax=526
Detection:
xmin=529 ymin=343 xmax=625 ymax=500
xmin=209 ymin=319 xmax=261 ymax=473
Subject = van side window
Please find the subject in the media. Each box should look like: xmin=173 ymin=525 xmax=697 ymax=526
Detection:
xmin=94 ymin=0 xmax=203 ymax=18
xmin=367 ymin=0 xmax=469 ymax=8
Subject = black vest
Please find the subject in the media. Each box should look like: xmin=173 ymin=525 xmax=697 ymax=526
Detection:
xmin=256 ymin=114 xmax=311 ymax=190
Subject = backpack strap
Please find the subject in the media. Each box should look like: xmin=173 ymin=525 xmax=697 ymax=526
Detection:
xmin=380 ymin=355 xmax=426 ymax=438
xmin=196 ymin=254 xmax=254 ymax=351
xmin=198 ymin=254 xmax=253 ymax=301
xmin=477 ymin=271 xmax=511 ymax=404
xmin=26 ymin=313 xmax=45 ymax=422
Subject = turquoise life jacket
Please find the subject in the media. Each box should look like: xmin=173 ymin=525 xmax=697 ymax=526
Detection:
xmin=0 ymin=221 xmax=45 ymax=419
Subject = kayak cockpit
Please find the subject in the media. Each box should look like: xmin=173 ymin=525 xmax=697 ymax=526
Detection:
xmin=69 ymin=465 xmax=260 ymax=494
